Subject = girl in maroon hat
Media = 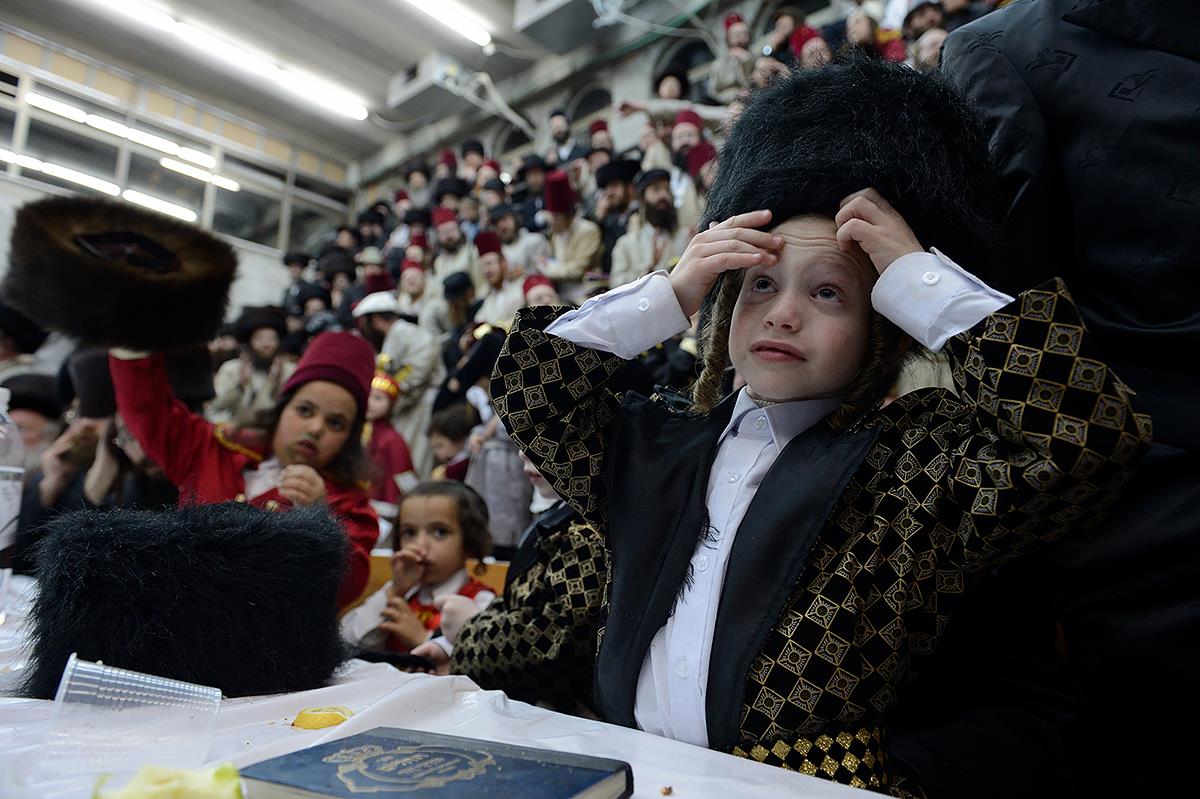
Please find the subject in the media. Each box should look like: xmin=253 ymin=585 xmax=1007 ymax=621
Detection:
xmin=110 ymin=331 xmax=380 ymax=608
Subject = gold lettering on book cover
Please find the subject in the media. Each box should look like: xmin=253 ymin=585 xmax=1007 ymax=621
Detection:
xmin=322 ymin=744 xmax=495 ymax=793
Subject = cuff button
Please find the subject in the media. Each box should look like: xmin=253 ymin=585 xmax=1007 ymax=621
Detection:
xmin=922 ymin=271 xmax=941 ymax=286
xmin=637 ymin=298 xmax=651 ymax=311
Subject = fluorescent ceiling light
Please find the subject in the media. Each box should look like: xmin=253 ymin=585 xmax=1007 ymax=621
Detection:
xmin=178 ymin=147 xmax=216 ymax=168
xmin=27 ymin=93 xmax=88 ymax=123
xmin=159 ymin=157 xmax=240 ymax=191
xmin=83 ymin=0 xmax=369 ymax=120
xmin=6 ymin=151 xmax=120 ymax=195
xmin=126 ymin=128 xmax=180 ymax=154
xmin=85 ymin=115 xmax=130 ymax=137
xmin=394 ymin=0 xmax=492 ymax=47
xmin=122 ymin=189 xmax=198 ymax=222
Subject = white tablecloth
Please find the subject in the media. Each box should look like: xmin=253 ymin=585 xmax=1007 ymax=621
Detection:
xmin=1 ymin=575 xmax=866 ymax=799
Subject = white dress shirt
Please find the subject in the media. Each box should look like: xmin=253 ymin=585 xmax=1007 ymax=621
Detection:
xmin=545 ymin=249 xmax=1011 ymax=746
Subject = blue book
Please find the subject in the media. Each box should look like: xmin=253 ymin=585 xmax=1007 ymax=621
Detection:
xmin=241 ymin=727 xmax=633 ymax=798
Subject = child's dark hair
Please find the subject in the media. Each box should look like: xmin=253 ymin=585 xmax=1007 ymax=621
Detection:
xmin=429 ymin=403 xmax=478 ymax=443
xmin=265 ymin=387 xmax=371 ymax=488
xmin=694 ymin=59 xmax=1002 ymax=424
xmin=399 ymin=480 xmax=492 ymax=560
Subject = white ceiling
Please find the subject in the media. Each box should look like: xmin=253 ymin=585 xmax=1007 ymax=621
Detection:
xmin=4 ymin=0 xmax=541 ymax=162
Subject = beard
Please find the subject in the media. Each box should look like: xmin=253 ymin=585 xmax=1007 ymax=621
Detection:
xmin=672 ymin=147 xmax=691 ymax=171
xmin=644 ymin=201 xmax=677 ymax=232
xmin=553 ymin=129 xmax=570 ymax=145
xmin=360 ymin=324 xmax=386 ymax=351
xmin=440 ymin=236 xmax=461 ymax=254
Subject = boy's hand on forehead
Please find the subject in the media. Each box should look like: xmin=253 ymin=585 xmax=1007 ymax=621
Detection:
xmin=670 ymin=209 xmax=785 ymax=318
xmin=834 ymin=188 xmax=924 ymax=275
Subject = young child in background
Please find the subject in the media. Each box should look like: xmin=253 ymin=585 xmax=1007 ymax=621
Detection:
xmin=428 ymin=404 xmax=477 ymax=481
xmin=363 ymin=369 xmax=416 ymax=533
xmin=111 ymin=332 xmax=379 ymax=608
xmin=341 ymin=480 xmax=494 ymax=654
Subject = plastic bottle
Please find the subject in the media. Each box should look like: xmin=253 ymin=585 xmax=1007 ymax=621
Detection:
xmin=0 ymin=386 xmax=26 ymax=564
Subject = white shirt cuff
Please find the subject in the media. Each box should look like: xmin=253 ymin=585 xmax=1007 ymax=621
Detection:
xmin=544 ymin=271 xmax=690 ymax=360
xmin=872 ymin=249 xmax=1014 ymax=352
xmin=431 ymin=635 xmax=453 ymax=656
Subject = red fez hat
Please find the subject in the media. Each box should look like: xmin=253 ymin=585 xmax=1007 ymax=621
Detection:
xmin=687 ymin=140 xmax=718 ymax=177
xmin=280 ymin=331 xmax=374 ymax=413
xmin=723 ymin=13 xmax=744 ymax=31
xmin=523 ymin=275 xmax=554 ymax=296
xmin=474 ymin=230 xmax=502 ymax=257
xmin=393 ymin=190 xmax=409 ymax=203
xmin=400 ymin=259 xmax=425 ymax=274
xmin=589 ymin=119 xmax=609 ymax=135
xmin=363 ymin=272 xmax=395 ymax=294
xmin=409 ymin=232 xmax=428 ymax=249
xmin=431 ymin=207 xmax=458 ymax=228
xmin=673 ymin=109 xmax=703 ymax=130
xmin=543 ymin=171 xmax=577 ymax=214
xmin=483 ymin=159 xmax=501 ymax=172
xmin=790 ymin=25 xmax=823 ymax=55
xmin=438 ymin=148 xmax=457 ymax=169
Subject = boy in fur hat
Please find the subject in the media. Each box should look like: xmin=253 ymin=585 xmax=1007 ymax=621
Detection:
xmin=491 ymin=61 xmax=1151 ymax=794
xmin=208 ymin=306 xmax=294 ymax=429
xmin=110 ymin=331 xmax=380 ymax=609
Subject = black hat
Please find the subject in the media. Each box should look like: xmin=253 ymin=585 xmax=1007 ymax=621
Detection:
xmin=586 ymin=147 xmax=614 ymax=160
xmin=517 ymin=155 xmax=548 ymax=179
xmin=442 ymin=271 xmax=474 ymax=300
xmin=704 ymin=60 xmax=1000 ymax=277
xmin=318 ymin=250 xmax=357 ymax=280
xmin=293 ymin=282 xmax=333 ymax=313
xmin=404 ymin=161 xmax=431 ymax=180
xmin=282 ymin=251 xmax=309 ymax=268
xmin=434 ymin=177 xmax=467 ymax=202
xmin=3 ymin=196 xmax=236 ymax=351
xmin=636 ymin=168 xmax=672 ymax=194
xmin=64 ymin=348 xmax=117 ymax=419
xmin=489 ymin=203 xmax=519 ymax=220
xmin=403 ymin=207 xmax=432 ymax=227
xmin=595 ymin=159 xmax=641 ymax=188
xmin=0 ymin=301 xmax=49 ymax=354
xmin=356 ymin=209 xmax=385 ymax=227
xmin=2 ymin=373 xmax=62 ymax=421
xmin=548 ymin=108 xmax=570 ymax=121
xmin=904 ymin=1 xmax=943 ymax=26
xmin=234 ymin=305 xmax=287 ymax=343
xmin=481 ymin=178 xmax=507 ymax=194
xmin=461 ymin=139 xmax=485 ymax=157
xmin=19 ymin=503 xmax=349 ymax=699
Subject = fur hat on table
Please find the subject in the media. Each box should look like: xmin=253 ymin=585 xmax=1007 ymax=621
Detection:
xmin=18 ymin=502 xmax=349 ymax=699
xmin=2 ymin=196 xmax=237 ymax=351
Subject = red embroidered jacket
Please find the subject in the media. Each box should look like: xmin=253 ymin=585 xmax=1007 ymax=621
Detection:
xmin=110 ymin=353 xmax=378 ymax=608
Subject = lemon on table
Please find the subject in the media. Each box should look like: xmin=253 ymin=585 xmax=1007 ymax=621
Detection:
xmin=291 ymin=706 xmax=353 ymax=729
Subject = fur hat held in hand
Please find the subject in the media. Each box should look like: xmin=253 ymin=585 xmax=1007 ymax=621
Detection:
xmin=19 ymin=503 xmax=349 ymax=699
xmin=3 ymin=196 xmax=237 ymax=351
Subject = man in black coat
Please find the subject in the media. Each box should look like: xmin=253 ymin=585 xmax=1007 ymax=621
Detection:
xmin=887 ymin=3 xmax=1200 ymax=797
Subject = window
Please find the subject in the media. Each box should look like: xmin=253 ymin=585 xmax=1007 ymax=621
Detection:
xmin=289 ymin=198 xmax=346 ymax=254
xmin=22 ymin=117 xmax=120 ymax=195
xmin=294 ymin=174 xmax=352 ymax=205
xmin=0 ymin=106 xmax=15 ymax=149
xmin=213 ymin=186 xmax=280 ymax=247
xmin=571 ymin=86 xmax=612 ymax=121
xmin=126 ymin=152 xmax=205 ymax=222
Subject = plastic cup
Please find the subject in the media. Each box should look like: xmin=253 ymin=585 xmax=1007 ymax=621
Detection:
xmin=36 ymin=653 xmax=222 ymax=776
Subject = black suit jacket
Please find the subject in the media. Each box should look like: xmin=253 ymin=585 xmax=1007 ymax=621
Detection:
xmin=943 ymin=0 xmax=1200 ymax=450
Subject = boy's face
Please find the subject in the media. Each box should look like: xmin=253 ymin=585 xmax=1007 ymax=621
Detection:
xmin=395 ymin=495 xmax=467 ymax=587
xmin=429 ymin=432 xmax=460 ymax=464
xmin=366 ymin=388 xmax=393 ymax=422
xmin=728 ymin=216 xmax=873 ymax=404
xmin=273 ymin=380 xmax=356 ymax=469
xmin=480 ymin=253 xmax=506 ymax=288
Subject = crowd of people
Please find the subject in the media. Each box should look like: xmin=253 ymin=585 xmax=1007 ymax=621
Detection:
xmin=2 ymin=0 xmax=1193 ymax=796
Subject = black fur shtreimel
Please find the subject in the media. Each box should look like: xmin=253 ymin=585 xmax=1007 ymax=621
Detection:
xmin=18 ymin=502 xmax=349 ymax=699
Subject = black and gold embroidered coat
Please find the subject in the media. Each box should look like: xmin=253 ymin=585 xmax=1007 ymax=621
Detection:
xmin=451 ymin=503 xmax=607 ymax=713
xmin=490 ymin=279 xmax=1151 ymax=795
